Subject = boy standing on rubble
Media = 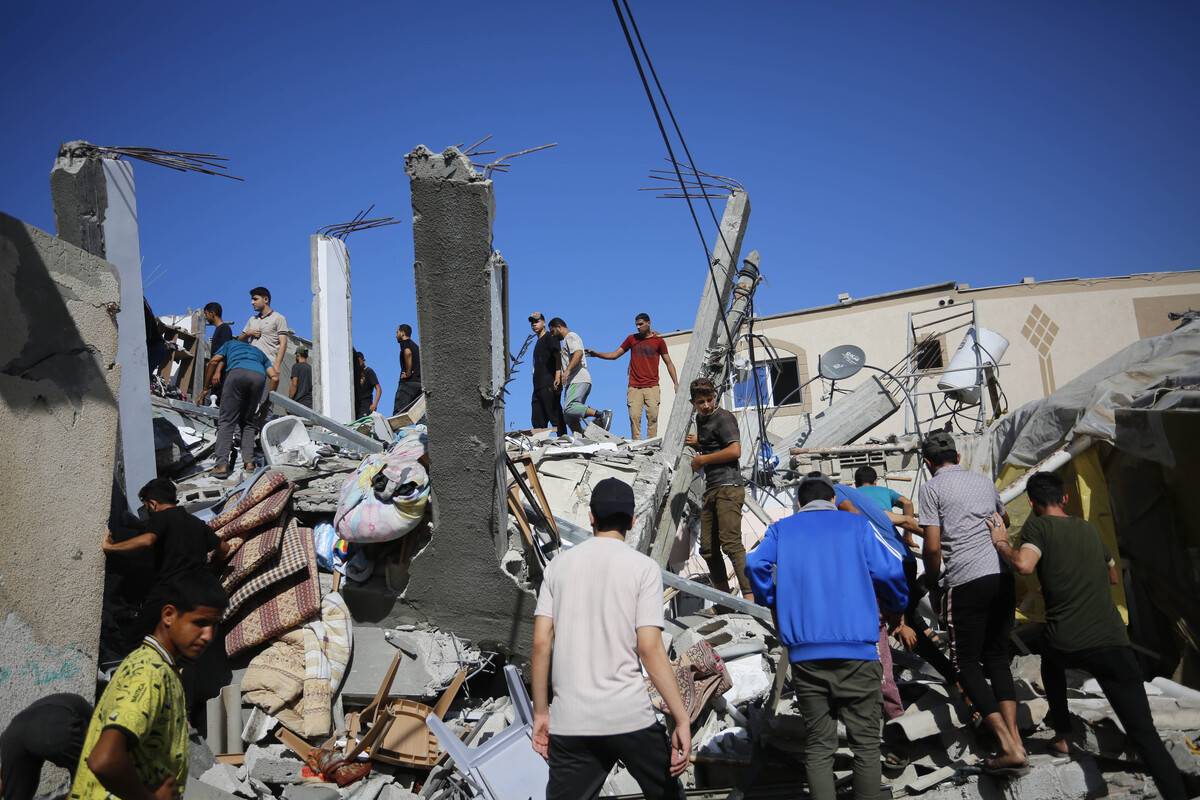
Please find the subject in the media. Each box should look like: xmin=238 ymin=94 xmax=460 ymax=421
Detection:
xmin=586 ymin=312 xmax=678 ymax=439
xmin=70 ymin=570 xmax=227 ymax=800
xmin=548 ymin=317 xmax=612 ymax=433
xmin=685 ymin=377 xmax=751 ymax=601
xmin=989 ymin=472 xmax=1186 ymax=799
xmin=746 ymin=474 xmax=907 ymax=800
xmin=918 ymin=431 xmax=1026 ymax=773
xmin=532 ymin=478 xmax=690 ymax=800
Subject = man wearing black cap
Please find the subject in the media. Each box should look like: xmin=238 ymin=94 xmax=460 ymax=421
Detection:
xmin=528 ymin=312 xmax=566 ymax=436
xmin=918 ymin=430 xmax=1025 ymax=773
xmin=531 ymin=479 xmax=689 ymax=799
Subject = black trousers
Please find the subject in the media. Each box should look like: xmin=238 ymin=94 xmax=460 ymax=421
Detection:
xmin=547 ymin=723 xmax=683 ymax=800
xmin=903 ymin=558 xmax=956 ymax=683
xmin=0 ymin=694 xmax=92 ymax=800
xmin=1037 ymin=638 xmax=1187 ymax=800
xmin=392 ymin=380 xmax=422 ymax=415
xmin=946 ymin=572 xmax=1016 ymax=718
xmin=532 ymin=384 xmax=566 ymax=436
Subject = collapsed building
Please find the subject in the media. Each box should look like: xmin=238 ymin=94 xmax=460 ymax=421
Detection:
xmin=2 ymin=141 xmax=1199 ymax=800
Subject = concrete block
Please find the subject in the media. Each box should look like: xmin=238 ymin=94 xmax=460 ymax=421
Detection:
xmin=282 ymin=783 xmax=341 ymax=800
xmin=197 ymin=764 xmax=252 ymax=797
xmin=339 ymin=626 xmax=481 ymax=701
xmin=0 ymin=214 xmax=119 ymax=737
xmin=244 ymin=743 xmax=302 ymax=784
xmin=1001 ymin=754 xmax=1107 ymax=800
xmin=185 ymin=776 xmax=241 ymax=800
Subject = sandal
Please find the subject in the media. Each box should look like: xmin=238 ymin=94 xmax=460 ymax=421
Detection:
xmin=983 ymin=756 xmax=1030 ymax=777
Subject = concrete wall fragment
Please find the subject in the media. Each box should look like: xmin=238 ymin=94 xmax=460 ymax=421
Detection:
xmin=310 ymin=235 xmax=353 ymax=421
xmin=0 ymin=213 xmax=120 ymax=754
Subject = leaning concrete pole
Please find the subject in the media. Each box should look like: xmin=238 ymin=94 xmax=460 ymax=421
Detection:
xmin=50 ymin=141 xmax=155 ymax=512
xmin=649 ymin=250 xmax=761 ymax=566
xmin=310 ymin=234 xmax=354 ymax=421
xmin=626 ymin=189 xmax=750 ymax=554
xmin=396 ymin=146 xmax=533 ymax=656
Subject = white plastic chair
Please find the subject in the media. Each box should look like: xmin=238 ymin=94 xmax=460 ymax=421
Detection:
xmin=425 ymin=665 xmax=548 ymax=800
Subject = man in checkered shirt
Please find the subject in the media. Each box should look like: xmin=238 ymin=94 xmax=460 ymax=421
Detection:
xmin=918 ymin=431 xmax=1026 ymax=774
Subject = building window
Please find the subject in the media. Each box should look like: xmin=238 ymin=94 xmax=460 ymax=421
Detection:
xmin=734 ymin=357 xmax=801 ymax=409
xmin=914 ymin=337 xmax=944 ymax=371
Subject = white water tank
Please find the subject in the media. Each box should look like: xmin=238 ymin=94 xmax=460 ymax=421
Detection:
xmin=937 ymin=326 xmax=1009 ymax=403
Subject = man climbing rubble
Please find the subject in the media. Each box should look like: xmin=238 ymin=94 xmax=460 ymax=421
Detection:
xmin=532 ymin=478 xmax=689 ymax=800
xmin=204 ymin=338 xmax=278 ymax=478
xmin=746 ymin=474 xmax=907 ymax=800
xmin=990 ymin=472 xmax=1187 ymax=800
xmin=918 ymin=430 xmax=1026 ymax=774
xmin=238 ymin=286 xmax=289 ymax=393
xmin=548 ymin=317 xmax=612 ymax=434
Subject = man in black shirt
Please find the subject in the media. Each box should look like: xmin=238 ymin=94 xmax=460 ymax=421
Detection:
xmin=684 ymin=377 xmax=749 ymax=600
xmin=392 ymin=324 xmax=423 ymax=415
xmin=990 ymin=472 xmax=1185 ymax=799
xmin=354 ymin=350 xmax=381 ymax=419
xmin=102 ymin=478 xmax=226 ymax=586
xmin=204 ymin=303 xmax=233 ymax=405
xmin=289 ymin=347 xmax=314 ymax=408
xmin=528 ymin=312 xmax=566 ymax=436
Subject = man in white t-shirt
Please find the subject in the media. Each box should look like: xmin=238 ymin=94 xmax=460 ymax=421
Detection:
xmin=532 ymin=479 xmax=689 ymax=799
xmin=239 ymin=286 xmax=289 ymax=392
xmin=547 ymin=317 xmax=612 ymax=434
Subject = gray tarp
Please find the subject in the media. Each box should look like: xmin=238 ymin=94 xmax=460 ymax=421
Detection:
xmin=988 ymin=320 xmax=1200 ymax=472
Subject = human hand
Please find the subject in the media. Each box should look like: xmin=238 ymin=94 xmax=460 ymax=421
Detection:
xmin=531 ymin=711 xmax=550 ymax=760
xmin=101 ymin=530 xmax=116 ymax=554
xmin=584 ymin=348 xmax=596 ymax=357
xmin=553 ymin=376 xmax=561 ymax=390
xmin=152 ymin=775 xmax=178 ymax=800
xmin=370 ymin=403 xmax=377 ymax=413
xmin=986 ymin=512 xmax=1008 ymax=546
xmin=896 ymin=623 xmax=918 ymax=651
xmin=690 ymin=454 xmax=705 ymax=472
xmin=684 ymin=434 xmax=698 ymax=447
xmin=670 ymin=719 xmax=691 ymax=777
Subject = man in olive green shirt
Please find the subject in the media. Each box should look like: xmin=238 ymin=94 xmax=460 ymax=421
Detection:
xmin=989 ymin=472 xmax=1185 ymax=800
xmin=71 ymin=571 xmax=227 ymax=800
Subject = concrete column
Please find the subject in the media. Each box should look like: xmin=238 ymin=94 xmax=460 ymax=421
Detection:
xmin=394 ymin=145 xmax=532 ymax=656
xmin=627 ymin=190 xmax=750 ymax=554
xmin=50 ymin=142 xmax=155 ymax=511
xmin=0 ymin=214 xmax=120 ymax=790
xmin=310 ymin=235 xmax=353 ymax=421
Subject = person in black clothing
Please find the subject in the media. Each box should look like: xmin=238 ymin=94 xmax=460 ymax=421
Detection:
xmin=289 ymin=347 xmax=314 ymax=408
xmin=528 ymin=312 xmax=566 ymax=435
xmin=102 ymin=478 xmax=228 ymax=585
xmin=203 ymin=302 xmax=233 ymax=404
xmin=991 ymin=473 xmax=1187 ymax=799
xmin=354 ymin=350 xmax=381 ymax=419
xmin=392 ymin=324 xmax=423 ymax=415
xmin=0 ymin=694 xmax=93 ymax=800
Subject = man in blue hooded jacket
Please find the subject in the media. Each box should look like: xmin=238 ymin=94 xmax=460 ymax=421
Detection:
xmin=747 ymin=475 xmax=907 ymax=800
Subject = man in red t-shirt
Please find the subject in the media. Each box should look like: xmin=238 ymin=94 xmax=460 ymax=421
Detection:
xmin=588 ymin=313 xmax=679 ymax=439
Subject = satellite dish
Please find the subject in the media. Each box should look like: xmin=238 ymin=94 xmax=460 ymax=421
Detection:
xmin=819 ymin=344 xmax=866 ymax=380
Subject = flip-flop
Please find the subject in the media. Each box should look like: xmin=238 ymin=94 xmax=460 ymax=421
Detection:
xmin=983 ymin=758 xmax=1030 ymax=778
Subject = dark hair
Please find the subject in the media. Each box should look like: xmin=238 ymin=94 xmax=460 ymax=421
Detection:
xmin=689 ymin=377 xmax=717 ymax=399
xmin=797 ymin=478 xmax=836 ymax=506
xmin=138 ymin=477 xmax=177 ymax=505
xmin=1026 ymin=472 xmax=1066 ymax=508
xmin=925 ymin=448 xmax=958 ymax=468
xmin=398 ymin=323 xmax=412 ymax=336
xmin=594 ymin=512 xmax=633 ymax=534
xmin=635 ymin=312 xmax=650 ymax=323
xmin=296 ymin=347 xmax=309 ymax=358
xmin=854 ymin=466 xmax=878 ymax=487
xmin=250 ymin=286 xmax=271 ymax=302
xmin=141 ymin=569 xmax=229 ymax=634
xmin=354 ymin=350 xmax=365 ymax=363
xmin=204 ymin=302 xmax=222 ymax=317
xmin=548 ymin=317 xmax=566 ymax=329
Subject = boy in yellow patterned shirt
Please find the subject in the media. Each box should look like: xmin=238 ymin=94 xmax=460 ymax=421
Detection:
xmin=70 ymin=571 xmax=227 ymax=800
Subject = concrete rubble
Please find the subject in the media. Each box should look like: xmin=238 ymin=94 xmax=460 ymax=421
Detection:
xmin=3 ymin=139 xmax=1200 ymax=800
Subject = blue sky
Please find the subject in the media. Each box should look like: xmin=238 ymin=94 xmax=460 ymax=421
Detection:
xmin=3 ymin=2 xmax=1198 ymax=431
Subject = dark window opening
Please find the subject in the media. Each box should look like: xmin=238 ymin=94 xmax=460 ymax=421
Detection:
xmin=734 ymin=357 xmax=802 ymax=408
xmin=915 ymin=338 xmax=944 ymax=370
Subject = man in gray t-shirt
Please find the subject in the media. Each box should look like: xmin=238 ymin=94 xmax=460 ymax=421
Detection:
xmin=532 ymin=479 xmax=689 ymax=799
xmin=548 ymin=317 xmax=611 ymax=435
xmin=918 ymin=431 xmax=1024 ymax=773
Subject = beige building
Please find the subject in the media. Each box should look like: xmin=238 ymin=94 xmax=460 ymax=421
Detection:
xmin=658 ymin=269 xmax=1200 ymax=448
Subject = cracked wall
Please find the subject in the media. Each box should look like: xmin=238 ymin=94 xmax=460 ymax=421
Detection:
xmin=0 ymin=213 xmax=120 ymax=732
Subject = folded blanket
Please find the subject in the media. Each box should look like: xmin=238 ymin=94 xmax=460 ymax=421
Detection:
xmin=242 ymin=630 xmax=305 ymax=727
xmin=646 ymin=639 xmax=732 ymax=723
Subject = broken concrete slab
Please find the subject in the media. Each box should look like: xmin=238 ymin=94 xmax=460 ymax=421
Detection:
xmin=281 ymin=784 xmax=340 ymax=800
xmin=310 ymin=234 xmax=353 ymax=422
xmin=338 ymin=626 xmax=482 ymax=701
xmin=0 ymin=214 xmax=119 ymax=748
